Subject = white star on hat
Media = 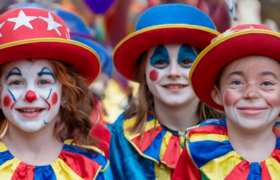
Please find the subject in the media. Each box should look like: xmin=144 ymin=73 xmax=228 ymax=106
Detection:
xmin=0 ymin=22 xmax=5 ymax=37
xmin=39 ymin=12 xmax=62 ymax=36
xmin=8 ymin=10 xmax=37 ymax=30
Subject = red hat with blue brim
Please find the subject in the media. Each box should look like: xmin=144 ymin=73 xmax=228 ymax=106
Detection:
xmin=190 ymin=24 xmax=280 ymax=111
xmin=113 ymin=4 xmax=220 ymax=81
xmin=0 ymin=8 xmax=101 ymax=84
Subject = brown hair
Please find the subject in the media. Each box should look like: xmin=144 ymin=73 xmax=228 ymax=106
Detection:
xmin=125 ymin=51 xmax=223 ymax=135
xmin=0 ymin=59 xmax=98 ymax=148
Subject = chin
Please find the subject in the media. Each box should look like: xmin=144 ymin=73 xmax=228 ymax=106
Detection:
xmin=234 ymin=118 xmax=273 ymax=131
xmin=16 ymin=121 xmax=45 ymax=132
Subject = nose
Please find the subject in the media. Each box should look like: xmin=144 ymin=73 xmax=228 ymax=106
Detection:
xmin=25 ymin=90 xmax=37 ymax=103
xmin=167 ymin=63 xmax=181 ymax=79
xmin=243 ymin=85 xmax=261 ymax=99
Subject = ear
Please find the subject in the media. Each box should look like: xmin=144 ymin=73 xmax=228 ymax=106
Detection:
xmin=60 ymin=97 xmax=65 ymax=107
xmin=211 ymin=85 xmax=223 ymax=106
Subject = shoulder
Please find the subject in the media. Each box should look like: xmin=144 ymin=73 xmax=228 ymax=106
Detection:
xmin=188 ymin=119 xmax=227 ymax=142
xmin=62 ymin=140 xmax=110 ymax=175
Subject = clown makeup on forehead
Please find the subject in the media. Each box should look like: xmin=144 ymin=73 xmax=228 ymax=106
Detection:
xmin=145 ymin=43 xmax=199 ymax=106
xmin=0 ymin=59 xmax=62 ymax=132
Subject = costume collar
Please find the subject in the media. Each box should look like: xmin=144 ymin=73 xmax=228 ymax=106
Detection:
xmin=0 ymin=139 xmax=109 ymax=180
xmin=188 ymin=119 xmax=280 ymax=179
xmin=123 ymin=113 xmax=187 ymax=169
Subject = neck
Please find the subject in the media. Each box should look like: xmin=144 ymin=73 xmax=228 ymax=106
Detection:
xmin=154 ymin=97 xmax=200 ymax=132
xmin=1 ymin=118 xmax=63 ymax=165
xmin=227 ymin=119 xmax=276 ymax=162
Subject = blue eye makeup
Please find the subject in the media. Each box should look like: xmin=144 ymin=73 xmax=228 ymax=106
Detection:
xmin=177 ymin=44 xmax=197 ymax=69
xmin=37 ymin=67 xmax=56 ymax=83
xmin=150 ymin=45 xmax=170 ymax=69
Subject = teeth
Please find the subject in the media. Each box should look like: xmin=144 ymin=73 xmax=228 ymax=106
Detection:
xmin=20 ymin=109 xmax=40 ymax=113
xmin=166 ymin=85 xmax=184 ymax=89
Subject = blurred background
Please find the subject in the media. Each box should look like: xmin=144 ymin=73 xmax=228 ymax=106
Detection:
xmin=1 ymin=0 xmax=279 ymax=123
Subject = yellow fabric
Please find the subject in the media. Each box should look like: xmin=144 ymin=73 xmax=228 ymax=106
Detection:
xmin=123 ymin=117 xmax=160 ymax=140
xmin=0 ymin=141 xmax=8 ymax=152
xmin=0 ymin=159 xmax=20 ymax=179
xmin=154 ymin=162 xmax=171 ymax=180
xmin=201 ymin=151 xmax=242 ymax=180
xmin=266 ymin=156 xmax=280 ymax=180
xmin=51 ymin=158 xmax=84 ymax=180
xmin=159 ymin=131 xmax=172 ymax=160
xmin=190 ymin=133 xmax=228 ymax=143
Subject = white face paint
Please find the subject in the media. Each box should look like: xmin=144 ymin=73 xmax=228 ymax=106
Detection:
xmin=0 ymin=59 xmax=62 ymax=132
xmin=145 ymin=43 xmax=199 ymax=106
xmin=216 ymin=56 xmax=280 ymax=131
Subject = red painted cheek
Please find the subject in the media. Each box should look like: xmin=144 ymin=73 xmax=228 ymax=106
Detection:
xmin=224 ymin=91 xmax=240 ymax=107
xmin=265 ymin=95 xmax=280 ymax=107
xmin=3 ymin=95 xmax=11 ymax=107
xmin=51 ymin=92 xmax=58 ymax=105
xmin=149 ymin=69 xmax=159 ymax=81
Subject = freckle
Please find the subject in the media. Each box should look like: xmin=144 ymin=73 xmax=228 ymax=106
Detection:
xmin=149 ymin=69 xmax=158 ymax=81
xmin=3 ymin=95 xmax=11 ymax=107
xmin=51 ymin=92 xmax=58 ymax=105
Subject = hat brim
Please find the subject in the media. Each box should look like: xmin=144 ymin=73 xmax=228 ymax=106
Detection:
xmin=190 ymin=29 xmax=280 ymax=111
xmin=113 ymin=24 xmax=220 ymax=81
xmin=0 ymin=38 xmax=101 ymax=85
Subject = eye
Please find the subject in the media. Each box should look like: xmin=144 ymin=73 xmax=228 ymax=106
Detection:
xmin=38 ymin=80 xmax=50 ymax=85
xmin=261 ymin=81 xmax=272 ymax=86
xmin=154 ymin=60 xmax=169 ymax=68
xmin=232 ymin=81 xmax=243 ymax=86
xmin=179 ymin=59 xmax=193 ymax=68
xmin=10 ymin=81 xmax=23 ymax=86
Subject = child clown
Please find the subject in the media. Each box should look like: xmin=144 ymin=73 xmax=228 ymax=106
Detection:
xmin=110 ymin=4 xmax=223 ymax=180
xmin=172 ymin=24 xmax=280 ymax=180
xmin=0 ymin=8 xmax=113 ymax=179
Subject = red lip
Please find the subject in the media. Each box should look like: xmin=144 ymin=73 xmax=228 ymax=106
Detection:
xmin=237 ymin=107 xmax=268 ymax=115
xmin=161 ymin=84 xmax=188 ymax=93
xmin=16 ymin=107 xmax=46 ymax=118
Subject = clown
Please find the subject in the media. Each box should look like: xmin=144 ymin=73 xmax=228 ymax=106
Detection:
xmin=110 ymin=4 xmax=223 ymax=180
xmin=0 ymin=8 xmax=112 ymax=179
xmin=173 ymin=24 xmax=280 ymax=180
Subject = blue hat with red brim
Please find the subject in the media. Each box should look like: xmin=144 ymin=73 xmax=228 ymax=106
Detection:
xmin=113 ymin=4 xmax=220 ymax=81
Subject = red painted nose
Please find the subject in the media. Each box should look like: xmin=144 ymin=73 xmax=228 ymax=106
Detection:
xmin=25 ymin=90 xmax=37 ymax=103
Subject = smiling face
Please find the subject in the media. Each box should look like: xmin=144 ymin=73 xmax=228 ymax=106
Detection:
xmin=212 ymin=55 xmax=280 ymax=131
xmin=145 ymin=43 xmax=199 ymax=106
xmin=0 ymin=59 xmax=62 ymax=132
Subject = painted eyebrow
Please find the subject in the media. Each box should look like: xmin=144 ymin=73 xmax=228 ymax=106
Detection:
xmin=6 ymin=67 xmax=22 ymax=80
xmin=151 ymin=44 xmax=169 ymax=58
xmin=227 ymin=71 xmax=243 ymax=78
xmin=37 ymin=67 xmax=56 ymax=83
xmin=261 ymin=71 xmax=277 ymax=79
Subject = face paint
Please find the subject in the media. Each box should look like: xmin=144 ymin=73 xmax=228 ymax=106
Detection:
xmin=3 ymin=95 xmax=12 ymax=107
xmin=149 ymin=69 xmax=158 ymax=81
xmin=218 ymin=56 xmax=280 ymax=131
xmin=145 ymin=43 xmax=199 ymax=106
xmin=177 ymin=44 xmax=197 ymax=69
xmin=150 ymin=45 xmax=170 ymax=69
xmin=51 ymin=92 xmax=58 ymax=105
xmin=0 ymin=59 xmax=62 ymax=132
